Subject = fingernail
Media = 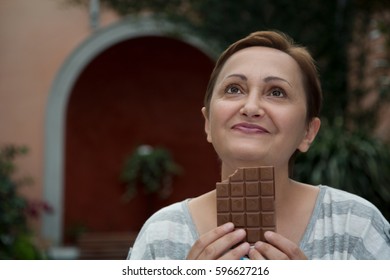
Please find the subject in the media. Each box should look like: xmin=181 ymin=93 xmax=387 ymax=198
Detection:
xmin=264 ymin=231 xmax=273 ymax=239
xmin=254 ymin=241 xmax=263 ymax=249
xmin=234 ymin=228 xmax=246 ymax=237
xmin=223 ymin=222 xmax=234 ymax=231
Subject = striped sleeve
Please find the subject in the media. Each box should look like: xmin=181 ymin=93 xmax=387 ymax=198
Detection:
xmin=301 ymin=186 xmax=390 ymax=260
xmin=128 ymin=200 xmax=198 ymax=260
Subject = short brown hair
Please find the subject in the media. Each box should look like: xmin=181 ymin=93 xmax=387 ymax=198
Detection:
xmin=204 ymin=30 xmax=322 ymax=122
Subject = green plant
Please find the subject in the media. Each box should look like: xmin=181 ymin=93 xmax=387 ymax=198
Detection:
xmin=294 ymin=119 xmax=390 ymax=220
xmin=0 ymin=145 xmax=51 ymax=259
xmin=121 ymin=145 xmax=182 ymax=199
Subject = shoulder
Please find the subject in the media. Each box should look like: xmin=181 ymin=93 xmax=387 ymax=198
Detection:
xmin=128 ymin=199 xmax=198 ymax=260
xmin=137 ymin=199 xmax=197 ymax=239
xmin=318 ymin=185 xmax=389 ymax=228
xmin=145 ymin=199 xmax=191 ymax=223
xmin=313 ymin=185 xmax=390 ymax=259
xmin=320 ymin=185 xmax=386 ymax=217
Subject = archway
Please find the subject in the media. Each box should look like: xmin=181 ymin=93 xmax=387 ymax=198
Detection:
xmin=43 ymin=16 xmax=219 ymax=245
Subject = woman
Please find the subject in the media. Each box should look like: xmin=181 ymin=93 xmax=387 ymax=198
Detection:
xmin=128 ymin=30 xmax=390 ymax=260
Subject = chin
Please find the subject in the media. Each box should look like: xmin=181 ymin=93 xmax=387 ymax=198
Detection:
xmin=215 ymin=144 xmax=274 ymax=164
xmin=229 ymin=153 xmax=272 ymax=167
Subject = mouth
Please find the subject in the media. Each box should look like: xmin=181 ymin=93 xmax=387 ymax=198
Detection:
xmin=231 ymin=122 xmax=270 ymax=134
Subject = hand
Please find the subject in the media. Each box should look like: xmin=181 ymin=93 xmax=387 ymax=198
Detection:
xmin=248 ymin=231 xmax=307 ymax=260
xmin=186 ymin=222 xmax=250 ymax=260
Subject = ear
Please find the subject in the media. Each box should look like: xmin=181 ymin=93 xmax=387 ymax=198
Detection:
xmin=201 ymin=107 xmax=212 ymax=143
xmin=298 ymin=117 xmax=321 ymax=153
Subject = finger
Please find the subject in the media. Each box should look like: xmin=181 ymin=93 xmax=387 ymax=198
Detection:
xmin=253 ymin=240 xmax=288 ymax=260
xmin=248 ymin=246 xmax=266 ymax=260
xmin=198 ymin=228 xmax=247 ymax=259
xmin=186 ymin=222 xmax=234 ymax=259
xmin=219 ymin=241 xmax=251 ymax=260
xmin=263 ymin=231 xmax=307 ymax=260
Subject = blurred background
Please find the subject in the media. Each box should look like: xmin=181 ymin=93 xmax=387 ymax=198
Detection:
xmin=1 ymin=0 xmax=389 ymax=259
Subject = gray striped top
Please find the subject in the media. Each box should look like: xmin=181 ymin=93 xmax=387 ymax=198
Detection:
xmin=128 ymin=185 xmax=390 ymax=260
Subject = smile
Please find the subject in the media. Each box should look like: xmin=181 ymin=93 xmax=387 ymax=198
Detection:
xmin=231 ymin=123 xmax=270 ymax=134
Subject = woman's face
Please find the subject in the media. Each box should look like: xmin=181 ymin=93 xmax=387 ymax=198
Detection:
xmin=202 ymin=46 xmax=320 ymax=172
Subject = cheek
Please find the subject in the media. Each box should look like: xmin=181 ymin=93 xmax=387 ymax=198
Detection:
xmin=207 ymin=105 xmax=234 ymax=144
xmin=209 ymin=101 xmax=234 ymax=125
xmin=275 ymin=107 xmax=307 ymax=135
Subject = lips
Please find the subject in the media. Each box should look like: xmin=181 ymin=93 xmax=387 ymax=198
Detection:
xmin=231 ymin=122 xmax=270 ymax=134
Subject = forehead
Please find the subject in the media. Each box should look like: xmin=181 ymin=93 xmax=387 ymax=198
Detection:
xmin=217 ymin=46 xmax=303 ymax=84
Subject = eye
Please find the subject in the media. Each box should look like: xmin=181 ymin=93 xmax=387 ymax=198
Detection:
xmin=225 ymin=84 xmax=243 ymax=95
xmin=269 ymin=88 xmax=286 ymax=97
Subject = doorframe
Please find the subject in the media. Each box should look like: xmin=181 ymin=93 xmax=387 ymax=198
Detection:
xmin=42 ymin=15 xmax=216 ymax=245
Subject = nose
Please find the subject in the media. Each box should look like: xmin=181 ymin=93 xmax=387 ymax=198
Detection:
xmin=239 ymin=93 xmax=264 ymax=118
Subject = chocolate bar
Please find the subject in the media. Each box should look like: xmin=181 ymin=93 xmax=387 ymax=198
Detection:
xmin=216 ymin=166 xmax=276 ymax=244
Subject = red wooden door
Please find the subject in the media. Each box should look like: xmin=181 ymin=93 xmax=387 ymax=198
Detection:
xmin=64 ymin=36 xmax=219 ymax=243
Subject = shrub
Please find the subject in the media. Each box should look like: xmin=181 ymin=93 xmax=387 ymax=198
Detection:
xmin=294 ymin=120 xmax=390 ymax=220
xmin=0 ymin=145 xmax=51 ymax=259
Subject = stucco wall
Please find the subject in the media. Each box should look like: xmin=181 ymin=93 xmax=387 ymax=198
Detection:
xmin=0 ymin=0 xmax=119 ymax=232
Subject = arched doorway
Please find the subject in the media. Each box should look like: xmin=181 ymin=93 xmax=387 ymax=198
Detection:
xmin=43 ymin=16 xmax=219 ymax=245
xmin=64 ymin=35 xmax=218 ymax=242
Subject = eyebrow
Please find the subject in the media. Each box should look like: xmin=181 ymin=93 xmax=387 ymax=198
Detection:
xmin=263 ymin=76 xmax=292 ymax=87
xmin=225 ymin=74 xmax=292 ymax=87
xmin=226 ymin=74 xmax=247 ymax=81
